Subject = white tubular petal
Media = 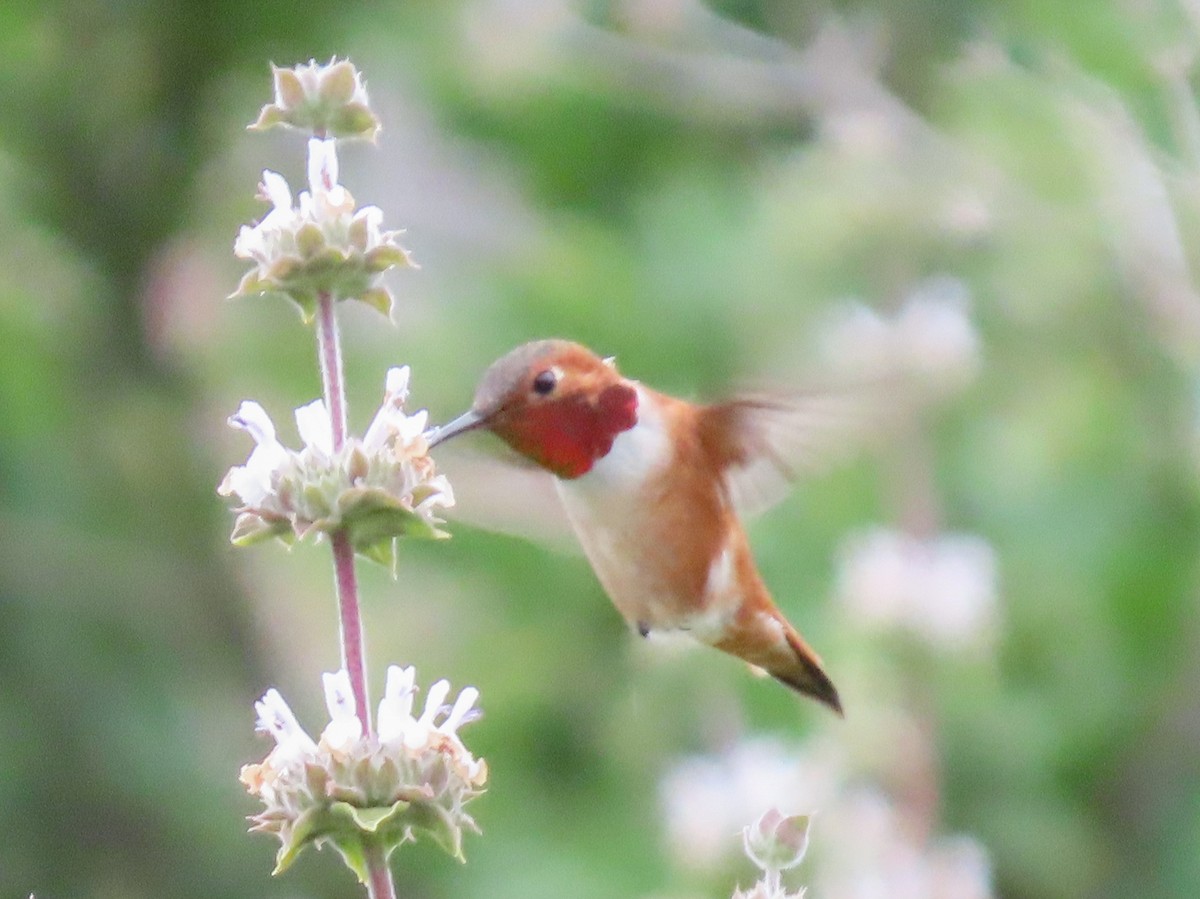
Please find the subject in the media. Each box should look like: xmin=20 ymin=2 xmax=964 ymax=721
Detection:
xmin=378 ymin=665 xmax=418 ymax=743
xmin=358 ymin=205 xmax=385 ymax=239
xmin=307 ymin=138 xmax=339 ymax=194
xmin=323 ymin=184 xmax=351 ymax=214
xmin=229 ymin=400 xmax=278 ymax=446
xmin=255 ymin=688 xmax=317 ymax=757
xmin=260 ymin=170 xmax=294 ymax=211
xmin=320 ymin=670 xmax=363 ymax=749
xmin=295 ymin=399 xmax=334 ymax=456
xmin=384 ymin=366 xmax=411 ymax=404
xmin=419 ymin=679 xmax=451 ymax=726
xmin=442 ymin=686 xmax=480 ymax=734
xmin=362 ymin=416 xmax=391 ymax=454
xmin=221 ymin=462 xmax=269 ymax=507
xmin=363 ymin=369 xmax=409 ymax=451
xmin=233 ymin=224 xmax=264 ymax=261
xmin=297 ymin=189 xmax=316 ymax=219
xmin=322 ymin=670 xmax=358 ymax=720
xmin=387 ymin=665 xmax=418 ymax=710
xmin=405 ymin=409 xmax=429 ymax=436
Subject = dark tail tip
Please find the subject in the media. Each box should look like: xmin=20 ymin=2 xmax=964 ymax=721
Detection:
xmin=776 ymin=629 xmax=844 ymax=716
xmin=772 ymin=664 xmax=844 ymax=716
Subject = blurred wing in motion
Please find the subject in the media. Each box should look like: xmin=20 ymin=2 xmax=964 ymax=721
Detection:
xmin=700 ymin=380 xmax=904 ymax=517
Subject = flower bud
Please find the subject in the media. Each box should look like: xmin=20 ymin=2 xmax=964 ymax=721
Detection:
xmin=742 ymin=808 xmax=811 ymax=875
xmin=731 ymin=809 xmax=811 ymax=899
xmin=251 ymin=59 xmax=381 ymax=140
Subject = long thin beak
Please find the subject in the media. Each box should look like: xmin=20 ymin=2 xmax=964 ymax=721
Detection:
xmin=426 ymin=408 xmax=488 ymax=448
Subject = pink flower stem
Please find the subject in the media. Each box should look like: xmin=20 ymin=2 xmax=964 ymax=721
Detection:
xmin=365 ymin=842 xmax=398 ymax=899
xmin=314 ymin=291 xmax=370 ymax=733
xmin=331 ymin=530 xmax=371 ymax=734
xmin=316 ymin=289 xmax=394 ymax=895
xmin=316 ymin=291 xmax=349 ymax=454
xmin=315 ymin=290 xmax=372 ymax=734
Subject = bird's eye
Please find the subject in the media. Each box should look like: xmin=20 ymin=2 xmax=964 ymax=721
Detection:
xmin=531 ymin=369 xmax=557 ymax=396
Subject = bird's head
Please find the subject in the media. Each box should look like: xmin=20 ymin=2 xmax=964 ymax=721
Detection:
xmin=428 ymin=340 xmax=639 ymax=478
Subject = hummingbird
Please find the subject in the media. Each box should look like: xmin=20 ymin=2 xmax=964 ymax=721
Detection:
xmin=428 ymin=339 xmax=844 ymax=714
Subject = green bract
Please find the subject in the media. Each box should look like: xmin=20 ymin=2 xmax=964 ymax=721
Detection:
xmin=251 ymin=59 xmax=381 ymax=140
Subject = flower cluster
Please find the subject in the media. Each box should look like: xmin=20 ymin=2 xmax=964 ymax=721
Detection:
xmin=834 ymin=526 xmax=1000 ymax=652
xmin=662 ymin=737 xmax=995 ymax=899
xmin=817 ymin=788 xmax=994 ymax=899
xmin=251 ymin=58 xmax=380 ymax=140
xmin=661 ymin=737 xmax=843 ymax=873
xmin=219 ymin=366 xmax=453 ymax=567
xmin=241 ymin=666 xmax=487 ymax=880
xmin=232 ymin=137 xmax=411 ymax=320
xmin=818 ymin=275 xmax=981 ymax=397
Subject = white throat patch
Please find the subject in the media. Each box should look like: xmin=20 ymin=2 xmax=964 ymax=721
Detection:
xmin=573 ymin=384 xmax=671 ymax=491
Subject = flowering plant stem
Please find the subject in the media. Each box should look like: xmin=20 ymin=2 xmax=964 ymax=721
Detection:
xmin=315 ymin=289 xmax=393 ymax=897
xmin=365 ymin=842 xmax=399 ymax=899
xmin=315 ymin=290 xmax=369 ymax=726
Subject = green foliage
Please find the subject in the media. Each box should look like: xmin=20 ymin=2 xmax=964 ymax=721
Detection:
xmin=1 ymin=1 xmax=1199 ymax=898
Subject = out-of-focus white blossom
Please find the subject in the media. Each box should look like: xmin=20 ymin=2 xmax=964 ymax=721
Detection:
xmin=232 ymin=137 xmax=411 ymax=319
xmin=819 ymin=276 xmax=981 ymax=396
xmin=251 ymin=58 xmax=380 ymax=139
xmin=834 ymin=526 xmax=1000 ymax=651
xmin=815 ymin=787 xmax=994 ymax=899
xmin=664 ymin=739 xmax=995 ymax=899
xmin=240 ymin=666 xmax=487 ymax=878
xmin=660 ymin=738 xmax=844 ymax=873
xmin=219 ymin=366 xmax=454 ymax=567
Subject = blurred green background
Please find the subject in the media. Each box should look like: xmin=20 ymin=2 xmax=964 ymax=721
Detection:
xmin=2 ymin=1 xmax=1200 ymax=897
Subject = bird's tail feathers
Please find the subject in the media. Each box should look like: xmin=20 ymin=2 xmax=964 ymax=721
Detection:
xmin=715 ymin=608 xmax=843 ymax=715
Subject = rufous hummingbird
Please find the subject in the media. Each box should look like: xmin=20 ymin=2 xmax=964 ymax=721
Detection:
xmin=428 ymin=339 xmax=843 ymax=714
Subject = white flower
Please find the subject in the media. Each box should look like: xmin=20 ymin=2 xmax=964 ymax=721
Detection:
xmin=240 ymin=666 xmax=487 ymax=872
xmin=894 ymin=277 xmax=981 ymax=389
xmin=377 ymin=664 xmax=418 ymax=744
xmin=255 ymin=688 xmax=318 ymax=764
xmin=293 ymin=398 xmax=334 ymax=458
xmin=834 ymin=527 xmax=1000 ymax=651
xmin=814 ymin=787 xmax=995 ymax=899
xmin=662 ymin=739 xmax=996 ymax=899
xmin=364 ymin=366 xmax=413 ymax=451
xmin=232 ymin=137 xmax=410 ymax=319
xmin=218 ymin=367 xmax=455 ymax=564
xmin=319 ymin=670 xmax=362 ymax=751
xmin=819 ymin=276 xmax=980 ymax=396
xmin=376 ymin=666 xmax=484 ymax=782
xmin=660 ymin=738 xmax=843 ymax=873
xmin=224 ymin=401 xmax=288 ymax=507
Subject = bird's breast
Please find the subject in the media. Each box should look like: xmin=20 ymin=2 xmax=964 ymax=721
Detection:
xmin=555 ymin=387 xmax=742 ymax=633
